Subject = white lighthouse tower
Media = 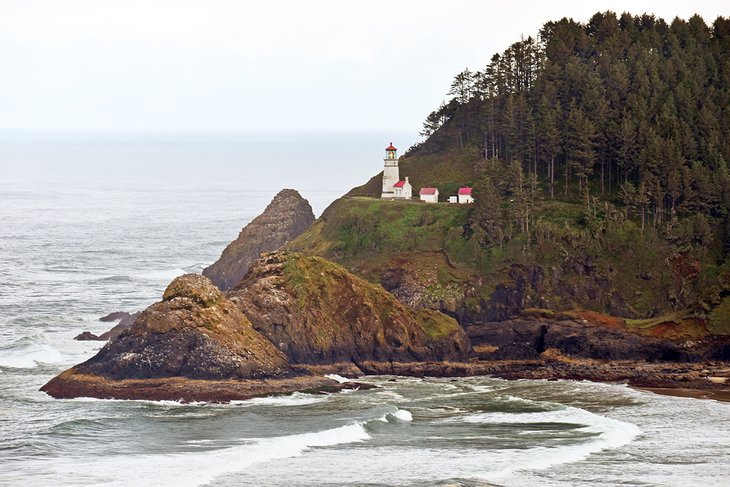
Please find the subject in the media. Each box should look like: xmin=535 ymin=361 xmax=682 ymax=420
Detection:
xmin=381 ymin=142 xmax=400 ymax=198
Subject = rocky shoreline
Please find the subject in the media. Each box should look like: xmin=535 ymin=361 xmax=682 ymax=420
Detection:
xmin=42 ymin=356 xmax=730 ymax=403
xmin=40 ymin=370 xmax=370 ymax=403
xmin=43 ymin=190 xmax=730 ymax=404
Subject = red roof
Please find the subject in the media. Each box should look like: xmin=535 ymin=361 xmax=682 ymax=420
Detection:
xmin=386 ymin=142 xmax=397 ymax=151
xmin=458 ymin=187 xmax=473 ymax=195
xmin=420 ymin=187 xmax=438 ymax=195
xmin=393 ymin=180 xmax=406 ymax=188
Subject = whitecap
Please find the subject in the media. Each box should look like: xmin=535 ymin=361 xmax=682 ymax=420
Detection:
xmin=324 ymin=373 xmax=351 ymax=383
xmin=459 ymin=405 xmax=642 ymax=480
xmin=29 ymin=421 xmax=371 ymax=487
xmin=0 ymin=344 xmax=66 ymax=368
xmin=388 ymin=409 xmax=413 ymax=422
xmin=229 ymin=392 xmax=328 ymax=407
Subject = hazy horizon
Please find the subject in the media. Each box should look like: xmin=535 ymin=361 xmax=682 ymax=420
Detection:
xmin=1 ymin=0 xmax=727 ymax=134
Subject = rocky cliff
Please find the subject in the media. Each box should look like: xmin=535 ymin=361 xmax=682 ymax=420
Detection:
xmin=203 ymin=189 xmax=315 ymax=291
xmin=228 ymin=252 xmax=471 ymax=365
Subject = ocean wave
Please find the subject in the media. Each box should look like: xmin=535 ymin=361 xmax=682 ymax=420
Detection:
xmin=388 ymin=409 xmax=413 ymax=422
xmin=324 ymin=373 xmax=351 ymax=383
xmin=372 ymin=407 xmax=414 ymax=424
xmin=461 ymin=405 xmax=642 ymax=480
xmin=230 ymin=392 xmax=329 ymax=407
xmin=0 ymin=343 xmax=67 ymax=369
xmin=29 ymin=421 xmax=371 ymax=487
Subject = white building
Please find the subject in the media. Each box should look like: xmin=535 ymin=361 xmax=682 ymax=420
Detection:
xmin=393 ymin=177 xmax=412 ymax=199
xmin=448 ymin=196 xmax=458 ymax=203
xmin=419 ymin=187 xmax=438 ymax=203
xmin=457 ymin=187 xmax=474 ymax=204
xmin=381 ymin=142 xmax=400 ymax=198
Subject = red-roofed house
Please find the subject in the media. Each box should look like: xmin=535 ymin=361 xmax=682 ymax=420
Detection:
xmin=392 ymin=177 xmax=412 ymax=199
xmin=419 ymin=187 xmax=439 ymax=203
xmin=457 ymin=187 xmax=474 ymax=204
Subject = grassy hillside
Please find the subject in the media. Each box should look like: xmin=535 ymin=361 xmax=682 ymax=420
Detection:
xmin=291 ymin=11 xmax=730 ymax=337
xmin=288 ymin=191 xmax=719 ymax=333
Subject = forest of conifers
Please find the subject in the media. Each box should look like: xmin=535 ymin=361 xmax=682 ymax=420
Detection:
xmin=420 ymin=12 xmax=729 ymax=245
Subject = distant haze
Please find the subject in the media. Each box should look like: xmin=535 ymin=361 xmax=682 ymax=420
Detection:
xmin=0 ymin=0 xmax=727 ymax=134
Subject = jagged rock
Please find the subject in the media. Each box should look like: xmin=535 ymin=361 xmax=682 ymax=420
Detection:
xmin=43 ymin=274 xmax=300 ymax=400
xmin=99 ymin=311 xmax=130 ymax=322
xmin=465 ymin=317 xmax=730 ymax=362
xmin=75 ymin=311 xmax=140 ymax=341
xmin=98 ymin=312 xmax=140 ymax=340
xmin=203 ymin=189 xmax=315 ymax=291
xmin=227 ymin=251 xmax=471 ymax=365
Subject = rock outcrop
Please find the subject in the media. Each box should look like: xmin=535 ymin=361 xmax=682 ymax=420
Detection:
xmin=466 ymin=316 xmax=730 ymax=362
xmin=75 ymin=311 xmax=140 ymax=341
xmin=203 ymin=189 xmax=315 ymax=291
xmin=43 ymin=275 xmax=310 ymax=401
xmin=44 ymin=256 xmax=471 ymax=402
xmin=228 ymin=252 xmax=471 ymax=365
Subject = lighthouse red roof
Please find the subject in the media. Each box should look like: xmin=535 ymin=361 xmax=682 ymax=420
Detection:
xmin=386 ymin=142 xmax=397 ymax=151
xmin=393 ymin=180 xmax=406 ymax=188
xmin=419 ymin=187 xmax=437 ymax=195
xmin=457 ymin=187 xmax=473 ymax=195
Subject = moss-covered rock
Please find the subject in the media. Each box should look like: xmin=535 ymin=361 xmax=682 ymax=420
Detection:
xmin=162 ymin=274 xmax=224 ymax=307
xmin=228 ymin=252 xmax=471 ymax=365
xmin=45 ymin=275 xmax=293 ymax=390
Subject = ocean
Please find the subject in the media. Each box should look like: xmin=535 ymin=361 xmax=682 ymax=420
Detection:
xmin=1 ymin=132 xmax=729 ymax=486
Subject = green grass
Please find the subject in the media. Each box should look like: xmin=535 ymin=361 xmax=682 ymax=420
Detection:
xmin=625 ymin=311 xmax=692 ymax=329
xmin=315 ymin=196 xmax=472 ymax=259
xmin=416 ymin=309 xmax=460 ymax=341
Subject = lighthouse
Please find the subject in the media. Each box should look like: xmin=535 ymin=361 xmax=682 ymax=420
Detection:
xmin=381 ymin=142 xmax=400 ymax=198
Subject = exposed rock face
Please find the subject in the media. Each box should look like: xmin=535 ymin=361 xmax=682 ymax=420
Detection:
xmin=203 ymin=189 xmax=315 ymax=291
xmin=43 ymin=275 xmax=296 ymax=400
xmin=466 ymin=318 xmax=730 ymax=362
xmin=44 ymin=258 xmax=471 ymax=401
xmin=228 ymin=252 xmax=471 ymax=365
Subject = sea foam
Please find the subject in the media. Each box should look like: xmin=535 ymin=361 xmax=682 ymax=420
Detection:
xmin=26 ymin=421 xmax=372 ymax=487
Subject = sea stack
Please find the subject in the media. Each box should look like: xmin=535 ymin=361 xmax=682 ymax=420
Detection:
xmin=203 ymin=189 xmax=315 ymax=291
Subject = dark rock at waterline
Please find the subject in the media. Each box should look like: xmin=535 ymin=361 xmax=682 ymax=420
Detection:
xmin=75 ymin=311 xmax=140 ymax=341
xmin=99 ymin=311 xmax=131 ymax=322
xmin=466 ymin=317 xmax=730 ymax=362
xmin=98 ymin=312 xmax=140 ymax=340
xmin=203 ymin=189 xmax=315 ymax=291
xmin=74 ymin=331 xmax=101 ymax=341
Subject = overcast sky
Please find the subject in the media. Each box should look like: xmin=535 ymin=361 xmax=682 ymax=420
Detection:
xmin=0 ymin=0 xmax=726 ymax=133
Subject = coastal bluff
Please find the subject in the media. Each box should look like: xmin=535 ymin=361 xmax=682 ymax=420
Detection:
xmin=203 ymin=189 xmax=315 ymax=291
xmin=42 ymin=254 xmax=470 ymax=402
